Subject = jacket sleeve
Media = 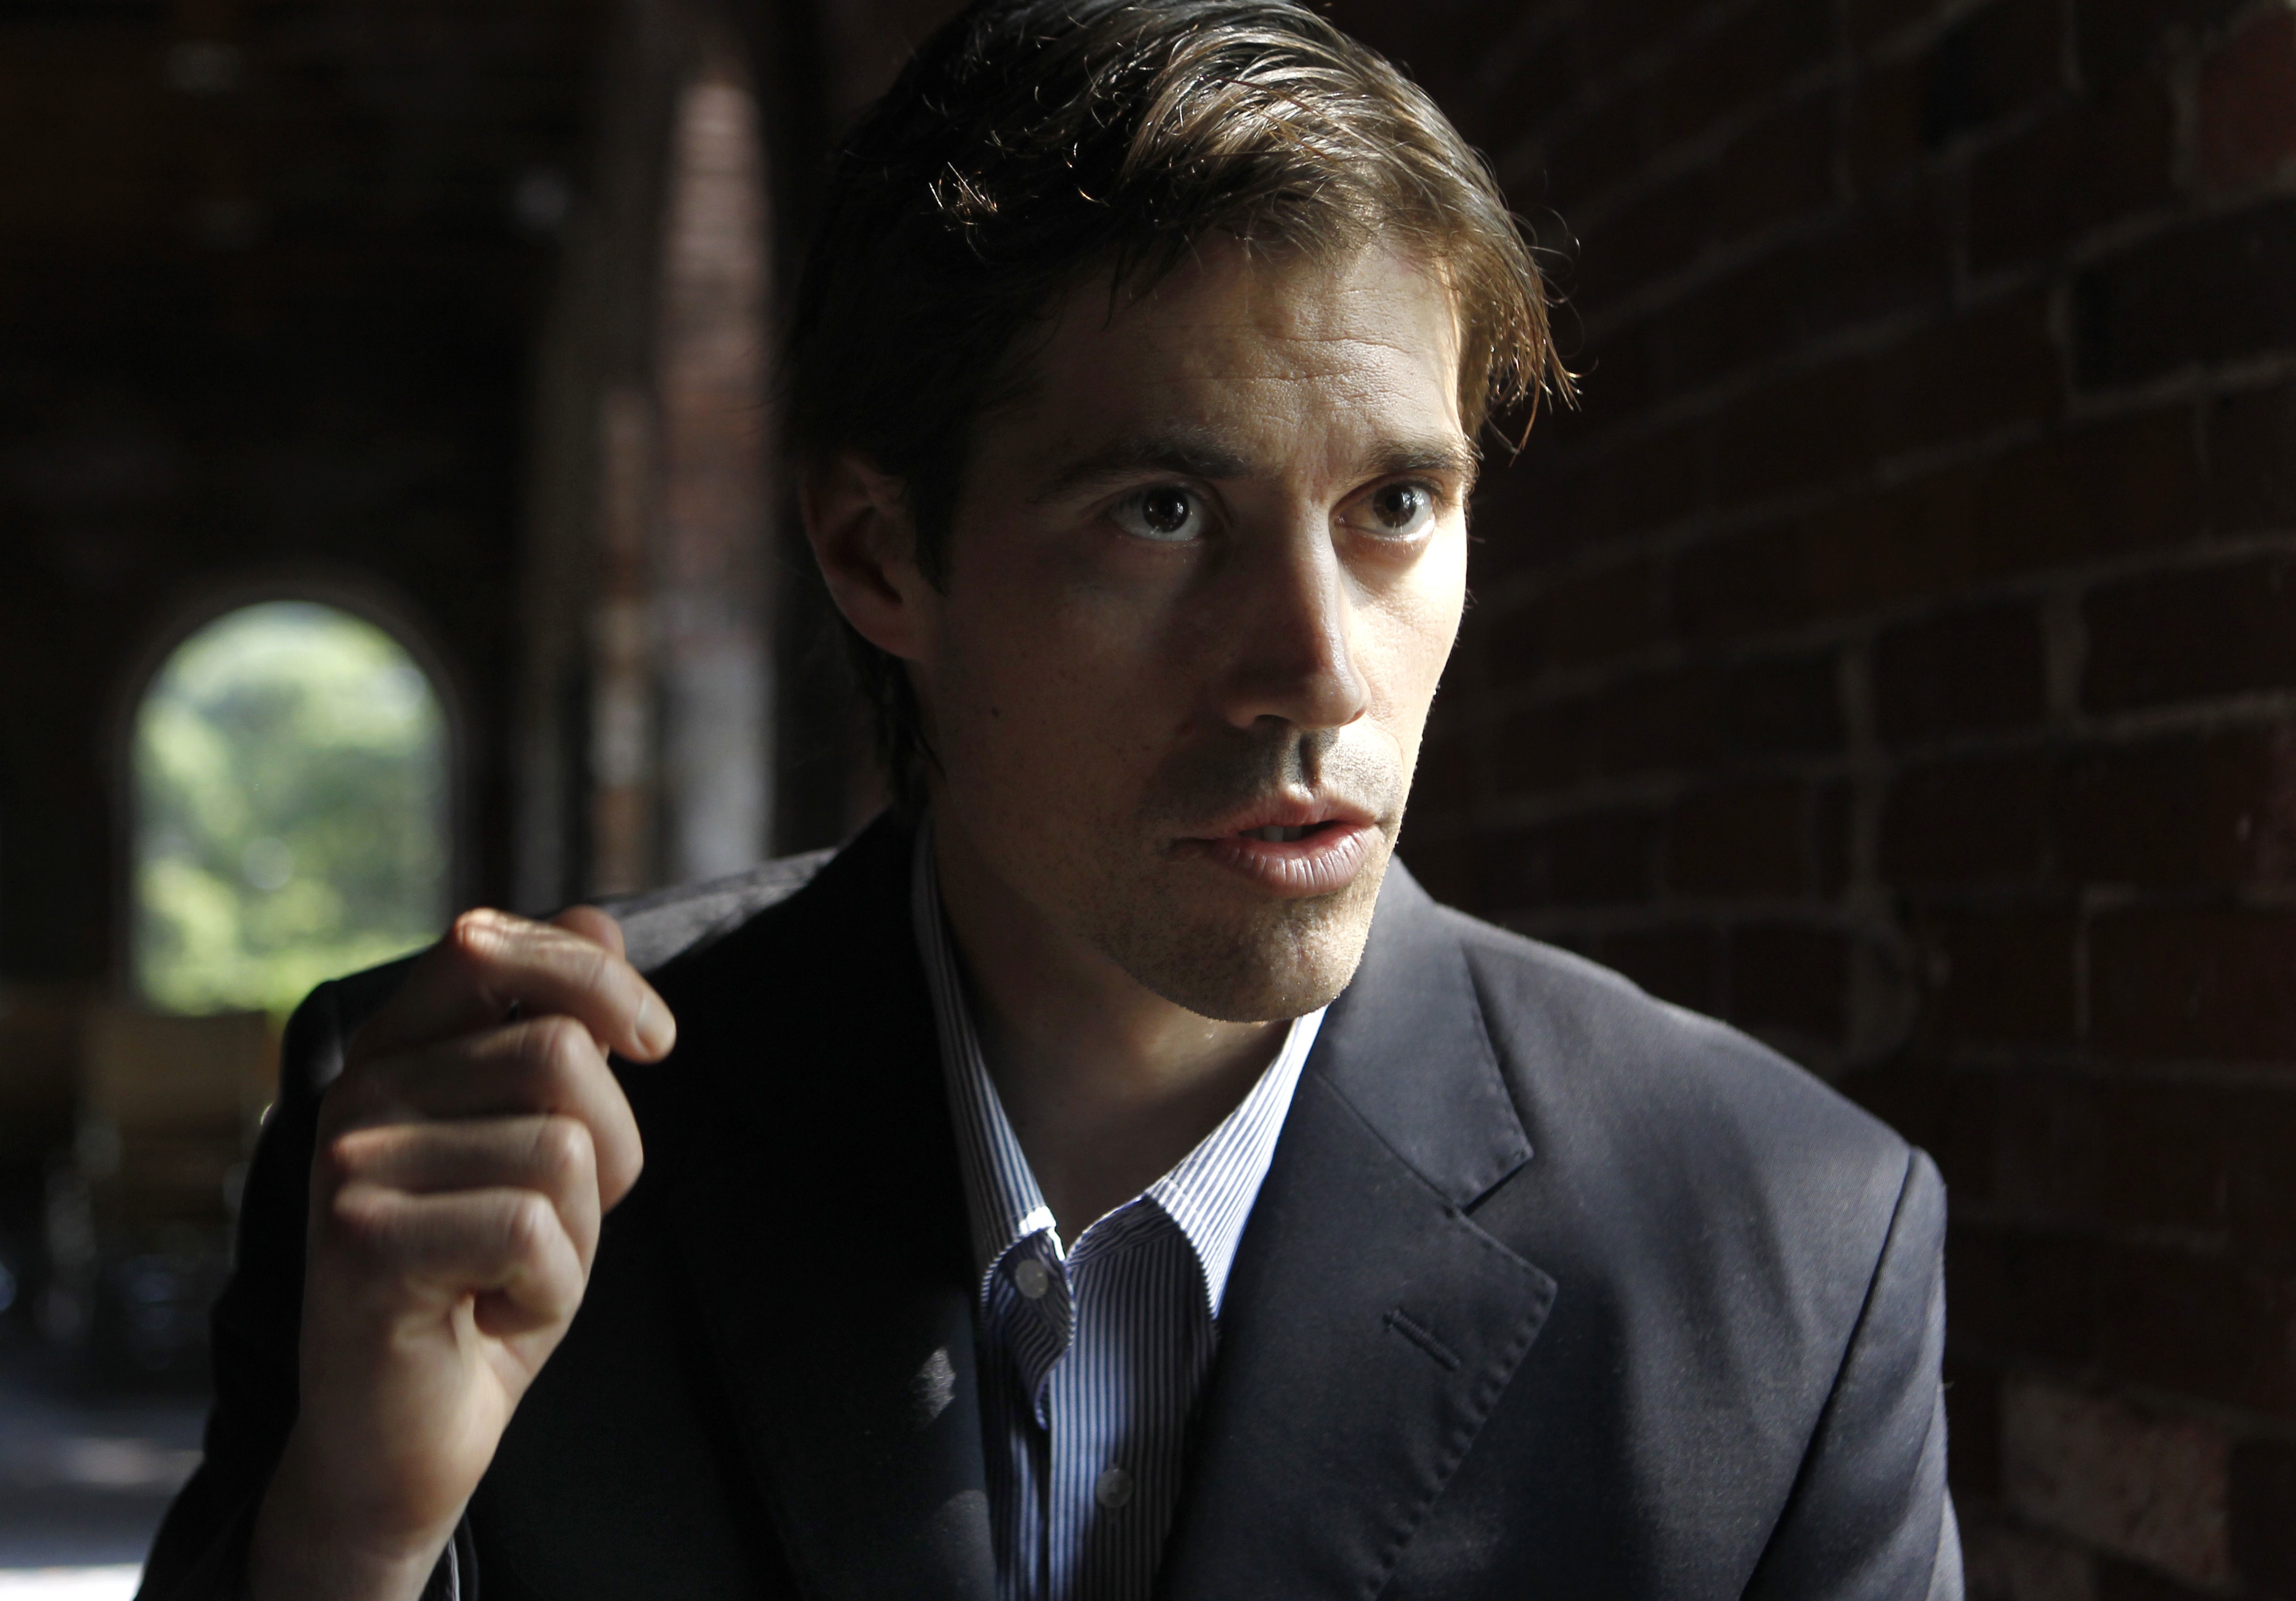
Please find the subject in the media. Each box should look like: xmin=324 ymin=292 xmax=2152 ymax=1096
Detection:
xmin=136 ymin=967 xmax=461 ymax=1601
xmin=1741 ymin=1148 xmax=1963 ymax=1601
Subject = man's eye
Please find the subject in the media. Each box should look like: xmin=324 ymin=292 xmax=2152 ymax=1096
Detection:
xmin=1359 ymin=482 xmax=1436 ymax=539
xmin=1110 ymin=486 xmax=1206 ymax=543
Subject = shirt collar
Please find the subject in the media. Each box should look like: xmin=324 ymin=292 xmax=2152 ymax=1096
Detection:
xmin=910 ymin=818 xmax=1322 ymax=1318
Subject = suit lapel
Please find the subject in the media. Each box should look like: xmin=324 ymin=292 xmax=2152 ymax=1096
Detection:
xmin=638 ymin=820 xmax=999 ymax=1601
xmin=1157 ymin=862 xmax=1558 ymax=1600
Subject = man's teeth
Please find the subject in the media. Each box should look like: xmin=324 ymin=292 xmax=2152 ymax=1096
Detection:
xmin=1247 ymin=825 xmax=1309 ymax=843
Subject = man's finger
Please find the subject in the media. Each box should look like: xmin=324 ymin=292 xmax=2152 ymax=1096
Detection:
xmin=355 ymin=908 xmax=675 ymax=1066
xmin=329 ymin=1183 xmax=587 ymax=1337
xmin=323 ymin=1116 xmax=604 ymax=1269
xmin=552 ymin=905 xmax=625 ymax=961
xmin=330 ymin=1017 xmax=645 ymax=1209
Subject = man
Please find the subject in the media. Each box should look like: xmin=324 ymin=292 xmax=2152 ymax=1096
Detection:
xmin=144 ymin=1 xmax=1961 ymax=1597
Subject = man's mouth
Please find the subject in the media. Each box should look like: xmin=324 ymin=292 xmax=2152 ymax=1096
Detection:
xmin=1180 ymin=808 xmax=1381 ymax=898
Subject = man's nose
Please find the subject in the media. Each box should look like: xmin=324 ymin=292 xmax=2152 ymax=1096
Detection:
xmin=1213 ymin=517 xmax=1371 ymax=734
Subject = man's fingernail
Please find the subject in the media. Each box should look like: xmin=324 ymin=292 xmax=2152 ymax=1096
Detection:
xmin=636 ymin=993 xmax=676 ymax=1057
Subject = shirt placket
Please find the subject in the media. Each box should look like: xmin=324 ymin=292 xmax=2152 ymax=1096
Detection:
xmin=1048 ymin=1205 xmax=1170 ymax=1601
xmin=988 ymin=1229 xmax=1071 ymax=1601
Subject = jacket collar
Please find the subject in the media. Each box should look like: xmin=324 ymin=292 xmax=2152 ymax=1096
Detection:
xmin=1154 ymin=860 xmax=1555 ymax=1599
xmin=638 ymin=815 xmax=999 ymax=1601
xmin=638 ymin=820 xmax=1553 ymax=1599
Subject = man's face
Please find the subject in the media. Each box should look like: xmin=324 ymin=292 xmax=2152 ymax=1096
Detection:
xmin=912 ymin=239 xmax=1472 ymax=1022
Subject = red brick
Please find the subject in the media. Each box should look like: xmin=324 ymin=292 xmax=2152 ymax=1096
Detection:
xmin=2083 ymin=554 xmax=2296 ymax=712
xmin=1475 ymin=25 xmax=1585 ymax=158
xmin=1944 ymin=1355 xmax=2004 ymax=1501
xmin=1548 ymin=419 xmax=1708 ymax=542
xmin=1962 ymin=1522 xmax=2096 ymax=1601
xmin=1471 ymin=463 xmax=1576 ymax=583
xmin=1711 ymin=358 xmax=1875 ymax=509
xmin=1590 ymin=667 xmax=1727 ymax=777
xmin=2228 ymin=1091 xmax=2296 ymax=1265
xmin=2094 ymin=1245 xmax=2296 ymax=1416
xmin=1651 ymin=182 xmax=1951 ymax=398
xmin=1600 ymin=923 xmax=1722 ymax=1013
xmin=1982 ymin=1074 xmax=2235 ymax=1234
xmin=1410 ymin=720 xmax=1476 ymax=815
xmin=1488 ymin=809 xmax=1658 ymax=908
xmin=1491 ymin=556 xmax=1663 ymax=678
xmin=1867 ymin=292 xmax=2062 ymax=458
xmin=1728 ymin=920 xmax=1849 ymax=1042
xmin=1912 ymin=904 xmax=2079 ymax=1045
xmin=1814 ymin=779 xmax=1852 ymax=893
xmin=1704 ymin=95 xmax=1838 ymax=247
xmin=1672 ymin=521 xmax=1813 ymax=644
xmin=1917 ymin=0 xmax=2066 ymax=151
xmin=2209 ymin=381 xmax=2296 ymax=535
xmin=2094 ymin=1557 xmax=2223 ymax=1601
xmin=2056 ymin=727 xmax=2296 ymax=887
xmin=1966 ymin=411 xmax=2204 ymax=574
xmin=1852 ymin=0 xmax=1943 ymax=51
xmin=1399 ymin=830 xmax=1476 ymax=913
xmin=1948 ymin=1224 xmax=2100 ymax=1365
xmin=1574 ymin=0 xmax=1708 ymax=79
xmin=1850 ymin=54 xmax=1932 ymax=190
xmin=1575 ymin=168 xmax=1706 ymax=303
xmin=1872 ymin=599 xmax=2048 ymax=744
xmin=2074 ymin=0 xmax=2247 ymax=86
xmin=2091 ymin=907 xmax=2296 ymax=1061
xmin=2230 ymin=1437 xmax=2296 ymax=1596
xmin=1494 ymin=698 xmax=1588 ymax=798
xmin=1880 ymin=754 xmax=2050 ymax=885
xmin=1976 ymin=1071 xmax=2106 ymax=1219
xmin=1540 ymin=88 xmax=1654 ymax=215
xmin=2197 ymin=6 xmax=2296 ymax=191
xmin=1968 ymin=71 xmax=2176 ymax=273
xmin=1722 ymin=648 xmax=1843 ymax=755
xmin=1652 ymin=0 xmax=1835 ymax=147
xmin=1668 ymin=779 xmax=1808 ymax=896
xmin=2074 ymin=199 xmax=2296 ymax=390
xmin=1573 ymin=327 xmax=1665 ymax=432
xmin=1844 ymin=1054 xmax=1960 ymax=1164
xmin=1805 ymin=411 xmax=2201 ymax=612
xmin=2001 ymin=1377 xmax=2231 ymax=1586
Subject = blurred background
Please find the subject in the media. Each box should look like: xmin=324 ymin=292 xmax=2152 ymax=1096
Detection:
xmin=2 ymin=0 xmax=2293 ymax=1596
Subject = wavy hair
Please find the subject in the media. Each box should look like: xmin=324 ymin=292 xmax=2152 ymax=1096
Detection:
xmin=786 ymin=0 xmax=1572 ymax=810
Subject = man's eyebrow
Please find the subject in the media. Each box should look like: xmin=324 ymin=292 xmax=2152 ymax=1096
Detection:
xmin=1368 ymin=437 xmax=1482 ymax=486
xmin=1031 ymin=430 xmax=1482 ymax=502
xmin=1030 ymin=431 xmax=1254 ymax=502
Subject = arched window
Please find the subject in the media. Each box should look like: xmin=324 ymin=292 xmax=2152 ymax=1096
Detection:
xmin=132 ymin=601 xmax=450 ymax=1017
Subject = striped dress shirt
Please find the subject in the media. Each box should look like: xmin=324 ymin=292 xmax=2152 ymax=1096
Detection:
xmin=910 ymin=826 xmax=1325 ymax=1601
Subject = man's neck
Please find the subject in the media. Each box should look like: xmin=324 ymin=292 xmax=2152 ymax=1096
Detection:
xmin=930 ymin=811 xmax=1286 ymax=1242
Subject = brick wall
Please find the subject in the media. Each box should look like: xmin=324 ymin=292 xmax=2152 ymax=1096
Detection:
xmin=0 ymin=1 xmax=600 ymax=977
xmin=1316 ymin=0 xmax=2296 ymax=1593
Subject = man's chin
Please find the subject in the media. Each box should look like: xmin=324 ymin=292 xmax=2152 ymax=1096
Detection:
xmin=1091 ymin=854 xmax=1390 ymax=1024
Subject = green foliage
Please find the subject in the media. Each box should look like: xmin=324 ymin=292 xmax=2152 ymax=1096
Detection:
xmin=134 ymin=602 xmax=448 ymax=1019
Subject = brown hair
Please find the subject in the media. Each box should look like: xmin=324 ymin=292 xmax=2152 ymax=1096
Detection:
xmin=786 ymin=0 xmax=1571 ymax=810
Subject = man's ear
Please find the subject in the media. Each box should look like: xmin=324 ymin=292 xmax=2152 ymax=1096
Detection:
xmin=800 ymin=450 xmax=932 ymax=661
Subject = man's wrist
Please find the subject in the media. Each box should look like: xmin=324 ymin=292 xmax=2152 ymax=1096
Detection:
xmin=247 ymin=1434 xmax=461 ymax=1601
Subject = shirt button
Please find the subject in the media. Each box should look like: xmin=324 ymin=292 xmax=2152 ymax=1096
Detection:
xmin=1012 ymin=1258 xmax=1050 ymax=1299
xmin=1095 ymin=1467 xmax=1133 ymax=1509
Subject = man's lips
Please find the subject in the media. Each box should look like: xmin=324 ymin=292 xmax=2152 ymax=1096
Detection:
xmin=1175 ymin=802 xmax=1382 ymax=899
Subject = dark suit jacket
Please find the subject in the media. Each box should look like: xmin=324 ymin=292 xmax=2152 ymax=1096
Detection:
xmin=142 ymin=815 xmax=1960 ymax=1600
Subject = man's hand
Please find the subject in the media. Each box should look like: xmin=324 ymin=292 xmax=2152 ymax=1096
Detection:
xmin=248 ymin=906 xmax=675 ymax=1601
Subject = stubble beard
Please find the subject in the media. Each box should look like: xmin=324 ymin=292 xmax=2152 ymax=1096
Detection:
xmin=1075 ymin=727 xmax=1409 ymax=1023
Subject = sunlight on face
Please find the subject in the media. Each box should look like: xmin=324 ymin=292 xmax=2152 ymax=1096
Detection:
xmin=915 ymin=239 xmax=1472 ymax=1020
